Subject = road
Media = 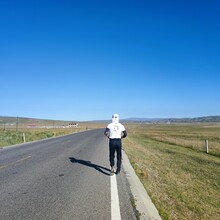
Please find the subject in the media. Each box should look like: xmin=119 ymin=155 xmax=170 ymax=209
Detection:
xmin=0 ymin=129 xmax=137 ymax=220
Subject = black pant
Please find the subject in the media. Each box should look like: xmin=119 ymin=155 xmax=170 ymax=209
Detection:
xmin=109 ymin=139 xmax=122 ymax=171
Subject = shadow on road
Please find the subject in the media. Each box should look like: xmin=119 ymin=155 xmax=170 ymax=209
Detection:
xmin=69 ymin=157 xmax=110 ymax=176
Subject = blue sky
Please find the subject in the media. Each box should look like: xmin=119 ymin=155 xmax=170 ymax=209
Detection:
xmin=0 ymin=0 xmax=219 ymax=121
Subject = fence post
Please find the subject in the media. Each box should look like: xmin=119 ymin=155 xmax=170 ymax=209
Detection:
xmin=16 ymin=116 xmax=19 ymax=132
xmin=23 ymin=133 xmax=26 ymax=143
xmin=205 ymin=140 xmax=209 ymax=153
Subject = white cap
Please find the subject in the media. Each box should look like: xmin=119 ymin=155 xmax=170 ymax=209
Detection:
xmin=112 ymin=113 xmax=119 ymax=123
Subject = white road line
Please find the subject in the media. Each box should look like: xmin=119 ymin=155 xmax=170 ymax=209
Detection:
xmin=111 ymin=174 xmax=121 ymax=220
xmin=0 ymin=155 xmax=32 ymax=170
xmin=15 ymin=155 xmax=32 ymax=164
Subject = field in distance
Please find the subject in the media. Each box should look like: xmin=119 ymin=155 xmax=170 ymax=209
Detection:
xmin=0 ymin=116 xmax=106 ymax=148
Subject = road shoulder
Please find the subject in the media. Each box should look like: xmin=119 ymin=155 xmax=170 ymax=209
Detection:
xmin=122 ymin=150 xmax=162 ymax=220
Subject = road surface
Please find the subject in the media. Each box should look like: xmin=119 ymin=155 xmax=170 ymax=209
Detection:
xmin=0 ymin=129 xmax=137 ymax=220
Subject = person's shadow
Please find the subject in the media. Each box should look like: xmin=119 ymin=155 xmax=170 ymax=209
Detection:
xmin=69 ymin=157 xmax=110 ymax=176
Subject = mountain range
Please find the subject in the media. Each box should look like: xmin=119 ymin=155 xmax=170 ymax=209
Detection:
xmin=1 ymin=115 xmax=220 ymax=124
xmin=122 ymin=116 xmax=220 ymax=123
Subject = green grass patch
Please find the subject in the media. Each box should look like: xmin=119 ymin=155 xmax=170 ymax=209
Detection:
xmin=0 ymin=130 xmax=60 ymax=147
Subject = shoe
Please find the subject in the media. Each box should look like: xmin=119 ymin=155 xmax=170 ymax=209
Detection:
xmin=110 ymin=167 xmax=114 ymax=175
xmin=116 ymin=169 xmax=120 ymax=175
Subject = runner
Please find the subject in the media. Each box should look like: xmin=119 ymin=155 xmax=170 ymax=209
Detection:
xmin=104 ymin=114 xmax=127 ymax=175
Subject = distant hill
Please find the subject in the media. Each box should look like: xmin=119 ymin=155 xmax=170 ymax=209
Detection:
xmin=1 ymin=115 xmax=220 ymax=125
xmin=122 ymin=116 xmax=220 ymax=123
xmin=0 ymin=116 xmax=74 ymax=126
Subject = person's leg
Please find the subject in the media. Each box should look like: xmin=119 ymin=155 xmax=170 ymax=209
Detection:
xmin=116 ymin=140 xmax=122 ymax=173
xmin=109 ymin=140 xmax=115 ymax=168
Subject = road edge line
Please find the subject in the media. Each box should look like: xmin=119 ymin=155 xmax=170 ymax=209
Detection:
xmin=111 ymin=173 xmax=121 ymax=220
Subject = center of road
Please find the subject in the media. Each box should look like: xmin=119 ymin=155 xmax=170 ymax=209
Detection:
xmin=111 ymin=174 xmax=121 ymax=220
xmin=0 ymin=155 xmax=32 ymax=170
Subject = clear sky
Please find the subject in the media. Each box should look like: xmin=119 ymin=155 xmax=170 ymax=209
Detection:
xmin=0 ymin=0 xmax=219 ymax=121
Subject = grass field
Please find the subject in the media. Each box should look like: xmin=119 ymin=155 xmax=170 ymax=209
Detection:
xmin=123 ymin=123 xmax=220 ymax=220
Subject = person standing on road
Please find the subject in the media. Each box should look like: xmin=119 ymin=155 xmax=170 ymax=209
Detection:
xmin=104 ymin=113 xmax=127 ymax=175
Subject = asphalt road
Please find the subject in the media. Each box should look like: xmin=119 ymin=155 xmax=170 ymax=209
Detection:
xmin=0 ymin=129 xmax=137 ymax=220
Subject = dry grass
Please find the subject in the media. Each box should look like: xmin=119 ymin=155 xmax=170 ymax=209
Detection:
xmin=125 ymin=123 xmax=220 ymax=156
xmin=123 ymin=123 xmax=220 ymax=220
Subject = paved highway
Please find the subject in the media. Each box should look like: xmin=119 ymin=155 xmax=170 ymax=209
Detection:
xmin=0 ymin=129 xmax=137 ymax=220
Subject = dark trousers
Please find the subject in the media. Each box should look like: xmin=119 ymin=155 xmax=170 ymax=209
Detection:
xmin=109 ymin=139 xmax=122 ymax=171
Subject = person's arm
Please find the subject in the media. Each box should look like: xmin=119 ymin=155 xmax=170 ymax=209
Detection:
xmin=121 ymin=130 xmax=127 ymax=138
xmin=104 ymin=128 xmax=110 ymax=138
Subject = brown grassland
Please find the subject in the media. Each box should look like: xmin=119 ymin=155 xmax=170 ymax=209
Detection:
xmin=123 ymin=123 xmax=220 ymax=220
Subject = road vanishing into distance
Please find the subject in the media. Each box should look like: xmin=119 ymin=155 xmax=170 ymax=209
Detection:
xmin=0 ymin=129 xmax=137 ymax=220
